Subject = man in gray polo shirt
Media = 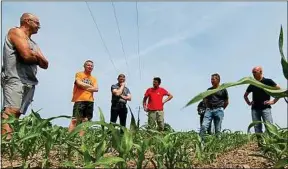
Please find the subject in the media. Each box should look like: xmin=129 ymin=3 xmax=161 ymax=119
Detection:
xmin=110 ymin=74 xmax=131 ymax=130
xmin=1 ymin=13 xmax=49 ymax=139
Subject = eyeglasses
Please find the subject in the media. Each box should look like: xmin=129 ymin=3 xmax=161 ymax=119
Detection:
xmin=27 ymin=19 xmax=40 ymax=26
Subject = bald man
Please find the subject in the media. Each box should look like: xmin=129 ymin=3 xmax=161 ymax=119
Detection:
xmin=244 ymin=66 xmax=280 ymax=147
xmin=1 ymin=13 xmax=49 ymax=139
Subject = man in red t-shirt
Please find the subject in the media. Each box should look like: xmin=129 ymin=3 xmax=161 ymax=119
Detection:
xmin=143 ymin=77 xmax=173 ymax=131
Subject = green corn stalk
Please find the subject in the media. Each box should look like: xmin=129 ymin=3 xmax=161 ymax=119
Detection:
xmin=127 ymin=105 xmax=138 ymax=134
xmin=1 ymin=113 xmax=18 ymax=167
xmin=278 ymin=26 xmax=288 ymax=80
xmin=248 ymin=121 xmax=288 ymax=168
xmin=64 ymin=110 xmax=127 ymax=168
xmin=41 ymin=125 xmax=63 ymax=168
xmin=132 ymin=137 xmax=152 ymax=169
xmin=151 ymin=132 xmax=193 ymax=168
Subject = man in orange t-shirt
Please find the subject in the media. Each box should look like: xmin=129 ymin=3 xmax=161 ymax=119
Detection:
xmin=68 ymin=60 xmax=98 ymax=136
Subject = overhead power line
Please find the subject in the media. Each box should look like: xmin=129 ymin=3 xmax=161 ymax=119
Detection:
xmin=136 ymin=1 xmax=141 ymax=81
xmin=111 ymin=1 xmax=130 ymax=77
xmin=86 ymin=1 xmax=118 ymax=73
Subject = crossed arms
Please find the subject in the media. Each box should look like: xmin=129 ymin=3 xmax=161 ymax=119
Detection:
xmin=111 ymin=84 xmax=131 ymax=101
xmin=8 ymin=28 xmax=49 ymax=69
xmin=75 ymin=78 xmax=98 ymax=93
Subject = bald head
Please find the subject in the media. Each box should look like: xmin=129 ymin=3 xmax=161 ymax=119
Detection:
xmin=19 ymin=13 xmax=40 ymax=35
xmin=252 ymin=66 xmax=262 ymax=72
xmin=20 ymin=13 xmax=39 ymax=25
xmin=252 ymin=66 xmax=263 ymax=81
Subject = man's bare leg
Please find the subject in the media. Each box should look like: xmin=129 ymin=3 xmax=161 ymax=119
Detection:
xmin=79 ymin=118 xmax=88 ymax=137
xmin=68 ymin=118 xmax=77 ymax=133
xmin=68 ymin=118 xmax=86 ymax=137
xmin=1 ymin=107 xmax=21 ymax=139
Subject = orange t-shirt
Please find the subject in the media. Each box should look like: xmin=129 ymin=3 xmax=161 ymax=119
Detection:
xmin=71 ymin=72 xmax=97 ymax=102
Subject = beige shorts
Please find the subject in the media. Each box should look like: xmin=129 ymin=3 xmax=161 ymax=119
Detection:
xmin=2 ymin=80 xmax=35 ymax=115
xmin=148 ymin=110 xmax=164 ymax=131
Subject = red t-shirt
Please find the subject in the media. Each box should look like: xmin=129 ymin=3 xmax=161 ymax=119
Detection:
xmin=144 ymin=87 xmax=169 ymax=111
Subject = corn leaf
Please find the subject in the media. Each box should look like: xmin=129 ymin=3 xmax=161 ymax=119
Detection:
xmin=184 ymin=77 xmax=287 ymax=108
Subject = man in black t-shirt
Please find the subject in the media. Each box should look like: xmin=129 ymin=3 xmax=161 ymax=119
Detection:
xmin=200 ymin=73 xmax=229 ymax=139
xmin=110 ymin=74 xmax=131 ymax=129
xmin=244 ymin=66 xmax=280 ymax=145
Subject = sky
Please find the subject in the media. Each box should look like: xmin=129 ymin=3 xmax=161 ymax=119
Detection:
xmin=1 ymin=1 xmax=287 ymax=132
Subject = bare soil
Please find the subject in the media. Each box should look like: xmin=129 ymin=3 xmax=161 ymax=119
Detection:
xmin=199 ymin=142 xmax=273 ymax=168
xmin=1 ymin=142 xmax=273 ymax=168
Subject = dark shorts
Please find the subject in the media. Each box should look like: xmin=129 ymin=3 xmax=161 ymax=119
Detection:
xmin=72 ymin=101 xmax=94 ymax=120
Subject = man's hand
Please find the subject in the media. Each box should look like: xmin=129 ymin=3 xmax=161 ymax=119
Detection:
xmin=75 ymin=80 xmax=92 ymax=89
xmin=143 ymin=105 xmax=148 ymax=112
xmin=36 ymin=47 xmax=49 ymax=69
xmin=264 ymin=100 xmax=275 ymax=105
xmin=248 ymin=101 xmax=254 ymax=106
xmin=143 ymin=96 xmax=148 ymax=112
xmin=120 ymin=95 xmax=127 ymax=100
xmin=86 ymin=87 xmax=98 ymax=92
xmin=120 ymin=94 xmax=131 ymax=101
xmin=163 ymin=93 xmax=173 ymax=105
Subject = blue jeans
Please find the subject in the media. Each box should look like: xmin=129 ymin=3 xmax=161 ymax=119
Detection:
xmin=251 ymin=108 xmax=273 ymax=133
xmin=200 ymin=107 xmax=224 ymax=139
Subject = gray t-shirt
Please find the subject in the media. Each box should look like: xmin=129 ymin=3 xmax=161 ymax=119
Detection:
xmin=111 ymin=83 xmax=130 ymax=104
xmin=2 ymin=29 xmax=38 ymax=85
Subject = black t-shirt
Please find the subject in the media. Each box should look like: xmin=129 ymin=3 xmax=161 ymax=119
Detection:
xmin=246 ymin=77 xmax=277 ymax=110
xmin=205 ymin=87 xmax=229 ymax=109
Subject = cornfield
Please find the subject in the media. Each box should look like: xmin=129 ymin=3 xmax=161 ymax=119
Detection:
xmin=1 ymin=108 xmax=287 ymax=168
xmin=1 ymin=23 xmax=288 ymax=169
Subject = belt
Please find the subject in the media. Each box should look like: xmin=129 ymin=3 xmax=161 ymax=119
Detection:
xmin=112 ymin=102 xmax=126 ymax=107
xmin=207 ymin=106 xmax=222 ymax=110
xmin=112 ymin=102 xmax=126 ymax=105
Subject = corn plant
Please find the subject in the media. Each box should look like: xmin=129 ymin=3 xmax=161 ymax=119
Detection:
xmin=150 ymin=132 xmax=193 ymax=168
xmin=248 ymin=121 xmax=288 ymax=168
xmin=2 ymin=110 xmax=70 ymax=168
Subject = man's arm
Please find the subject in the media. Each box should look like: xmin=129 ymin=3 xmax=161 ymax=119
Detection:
xmin=120 ymin=88 xmax=132 ymax=101
xmin=243 ymin=92 xmax=253 ymax=106
xmin=224 ymin=99 xmax=229 ymax=109
xmin=244 ymin=85 xmax=253 ymax=106
xmin=9 ymin=28 xmax=39 ymax=64
xmin=271 ymin=84 xmax=281 ymax=103
xmin=223 ymin=89 xmax=229 ymax=109
xmin=75 ymin=79 xmax=92 ymax=89
xmin=36 ymin=47 xmax=49 ymax=69
xmin=86 ymin=79 xmax=98 ymax=92
xmin=163 ymin=93 xmax=173 ymax=104
xmin=112 ymin=84 xmax=125 ymax=96
xmin=143 ymin=96 xmax=148 ymax=112
xmin=121 ymin=93 xmax=131 ymax=101
xmin=74 ymin=73 xmax=92 ymax=90
xmin=265 ymin=81 xmax=281 ymax=105
xmin=273 ymin=84 xmax=281 ymax=104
